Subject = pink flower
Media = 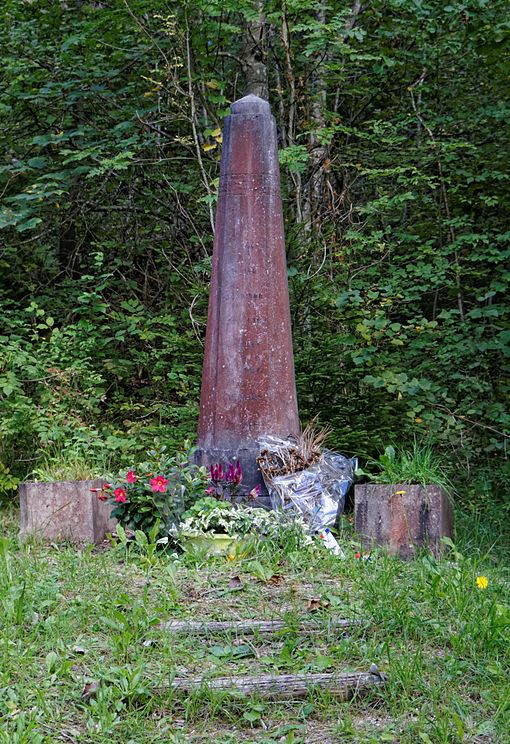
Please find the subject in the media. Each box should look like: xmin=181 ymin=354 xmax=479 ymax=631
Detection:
xmin=150 ymin=475 xmax=168 ymax=493
xmin=233 ymin=460 xmax=242 ymax=484
xmin=103 ymin=483 xmax=111 ymax=490
xmin=248 ymin=484 xmax=260 ymax=500
xmin=205 ymin=486 xmax=216 ymax=495
xmin=210 ymin=464 xmax=224 ymax=484
xmin=225 ymin=460 xmax=242 ymax=485
xmin=126 ymin=470 xmax=137 ymax=483
xmin=114 ymin=487 xmax=127 ymax=504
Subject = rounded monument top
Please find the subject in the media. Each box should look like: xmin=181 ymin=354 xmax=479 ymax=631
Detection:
xmin=231 ymin=94 xmax=271 ymax=115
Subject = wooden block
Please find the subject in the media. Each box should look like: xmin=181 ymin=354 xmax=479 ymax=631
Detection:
xmin=354 ymin=483 xmax=453 ymax=559
xmin=160 ymin=617 xmax=358 ymax=635
xmin=167 ymin=666 xmax=386 ymax=700
xmin=19 ymin=480 xmax=116 ymax=544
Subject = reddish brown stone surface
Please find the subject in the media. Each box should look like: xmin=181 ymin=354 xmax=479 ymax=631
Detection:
xmin=19 ymin=480 xmax=116 ymax=544
xmin=197 ymin=94 xmax=300 ymax=493
xmin=354 ymin=484 xmax=453 ymax=559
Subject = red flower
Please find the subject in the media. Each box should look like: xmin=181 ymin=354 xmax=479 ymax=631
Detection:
xmin=114 ymin=487 xmax=127 ymax=503
xmin=126 ymin=470 xmax=137 ymax=484
xmin=150 ymin=475 xmax=168 ymax=493
xmin=103 ymin=483 xmax=111 ymax=490
xmin=98 ymin=492 xmax=108 ymax=502
xmin=355 ymin=552 xmax=361 ymax=559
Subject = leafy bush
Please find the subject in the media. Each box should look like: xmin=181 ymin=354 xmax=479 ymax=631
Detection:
xmin=97 ymin=444 xmax=208 ymax=536
xmin=0 ymin=463 xmax=19 ymax=503
xmin=179 ymin=496 xmax=311 ymax=543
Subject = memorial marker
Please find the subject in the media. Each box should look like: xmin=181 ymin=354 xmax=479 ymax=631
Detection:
xmin=196 ymin=94 xmax=299 ymax=495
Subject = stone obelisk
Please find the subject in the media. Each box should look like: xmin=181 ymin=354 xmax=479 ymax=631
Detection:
xmin=196 ymin=94 xmax=300 ymax=495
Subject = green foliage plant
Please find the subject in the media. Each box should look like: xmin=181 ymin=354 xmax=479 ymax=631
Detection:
xmin=0 ymin=463 xmax=19 ymax=503
xmin=179 ymin=497 xmax=274 ymax=537
xmin=179 ymin=495 xmax=312 ymax=543
xmin=97 ymin=443 xmax=208 ymax=536
xmin=0 ymin=0 xmax=508 ymax=516
xmin=358 ymin=442 xmax=453 ymax=493
xmin=28 ymin=450 xmax=108 ymax=483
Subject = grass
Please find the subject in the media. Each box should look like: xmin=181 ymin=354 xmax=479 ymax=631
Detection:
xmin=361 ymin=442 xmax=454 ymax=493
xmin=26 ymin=446 xmax=115 ymax=483
xmin=0 ymin=502 xmax=509 ymax=743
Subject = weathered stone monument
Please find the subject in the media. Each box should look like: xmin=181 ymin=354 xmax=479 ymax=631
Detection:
xmin=196 ymin=94 xmax=299 ymax=495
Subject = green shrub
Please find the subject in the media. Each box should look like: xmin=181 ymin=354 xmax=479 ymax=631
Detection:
xmin=98 ymin=444 xmax=208 ymax=536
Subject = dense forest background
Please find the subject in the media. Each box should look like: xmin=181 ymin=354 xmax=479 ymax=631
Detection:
xmin=0 ymin=0 xmax=508 ymax=512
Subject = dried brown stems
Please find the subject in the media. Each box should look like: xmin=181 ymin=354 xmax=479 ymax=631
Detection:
xmin=257 ymin=421 xmax=331 ymax=481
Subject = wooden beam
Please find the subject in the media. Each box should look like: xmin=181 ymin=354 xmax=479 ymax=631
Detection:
xmin=160 ymin=617 xmax=358 ymax=635
xmin=167 ymin=666 xmax=386 ymax=700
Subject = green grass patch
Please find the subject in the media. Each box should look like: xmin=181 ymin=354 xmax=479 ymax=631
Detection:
xmin=0 ymin=503 xmax=509 ymax=743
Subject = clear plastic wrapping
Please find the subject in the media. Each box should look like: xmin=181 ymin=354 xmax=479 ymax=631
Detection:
xmin=257 ymin=436 xmax=356 ymax=532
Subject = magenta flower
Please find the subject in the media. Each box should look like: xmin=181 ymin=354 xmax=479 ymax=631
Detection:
xmin=233 ymin=460 xmax=242 ymax=484
xmin=226 ymin=460 xmax=242 ymax=484
xmin=248 ymin=484 xmax=260 ymax=500
xmin=225 ymin=463 xmax=235 ymax=483
xmin=150 ymin=475 xmax=168 ymax=493
xmin=209 ymin=463 xmax=224 ymax=484
xmin=126 ymin=470 xmax=137 ymax=484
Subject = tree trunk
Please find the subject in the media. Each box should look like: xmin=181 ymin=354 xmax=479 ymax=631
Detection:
xmin=242 ymin=0 xmax=268 ymax=98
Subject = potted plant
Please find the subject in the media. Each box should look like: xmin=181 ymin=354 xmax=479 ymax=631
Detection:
xmin=19 ymin=451 xmax=114 ymax=544
xmin=354 ymin=444 xmax=454 ymax=559
xmin=177 ymin=496 xmax=296 ymax=556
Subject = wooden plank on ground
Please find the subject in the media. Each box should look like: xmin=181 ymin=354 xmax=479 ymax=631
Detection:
xmin=160 ymin=617 xmax=358 ymax=634
xmin=167 ymin=665 xmax=386 ymax=701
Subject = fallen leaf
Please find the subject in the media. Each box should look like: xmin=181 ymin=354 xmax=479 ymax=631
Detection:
xmin=307 ymin=597 xmax=330 ymax=613
xmin=209 ymin=643 xmax=254 ymax=660
xmin=267 ymin=574 xmax=284 ymax=586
